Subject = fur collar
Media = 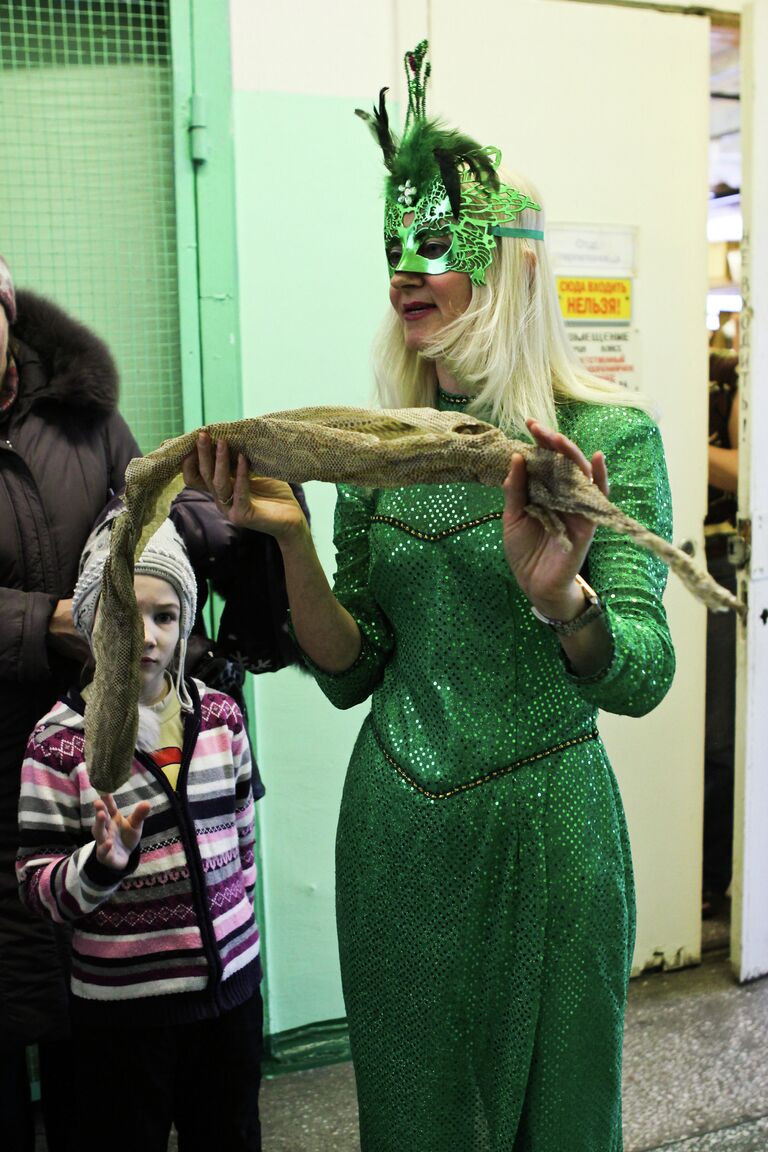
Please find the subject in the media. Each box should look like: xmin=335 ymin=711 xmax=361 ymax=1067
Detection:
xmin=11 ymin=289 xmax=119 ymax=419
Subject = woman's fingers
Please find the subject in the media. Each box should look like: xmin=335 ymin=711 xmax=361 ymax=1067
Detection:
xmin=592 ymin=451 xmax=609 ymax=496
xmin=195 ymin=432 xmax=215 ymax=487
xmin=526 ymin=419 xmax=593 ymax=480
xmin=182 ymin=433 xmax=239 ymax=508
xmin=213 ymin=440 xmax=237 ymax=507
xmin=181 ymin=450 xmax=203 ymax=489
xmin=231 ymin=453 xmax=250 ymax=508
xmin=525 ymin=417 xmax=607 ymax=502
xmin=503 ymin=453 xmax=529 ymax=519
xmin=212 ymin=440 xmax=229 ymax=502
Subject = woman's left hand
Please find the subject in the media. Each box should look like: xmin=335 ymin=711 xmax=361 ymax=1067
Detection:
xmin=502 ymin=419 xmax=608 ymax=621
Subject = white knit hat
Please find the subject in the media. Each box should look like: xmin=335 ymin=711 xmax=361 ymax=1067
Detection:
xmin=73 ymin=512 xmax=198 ymax=709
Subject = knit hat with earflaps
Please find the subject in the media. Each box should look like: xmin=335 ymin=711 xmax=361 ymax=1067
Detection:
xmin=0 ymin=255 xmax=16 ymax=324
xmin=73 ymin=512 xmax=198 ymax=711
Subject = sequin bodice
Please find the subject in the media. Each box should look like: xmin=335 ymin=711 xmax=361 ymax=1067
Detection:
xmin=313 ymin=399 xmax=675 ymax=794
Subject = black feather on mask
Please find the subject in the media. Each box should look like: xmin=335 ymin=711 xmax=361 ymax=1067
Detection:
xmin=356 ymin=43 xmax=500 ymax=220
xmin=355 ymin=87 xmax=397 ymax=171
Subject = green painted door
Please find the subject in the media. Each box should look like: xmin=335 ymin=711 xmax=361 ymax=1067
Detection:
xmin=0 ymin=0 xmax=200 ymax=451
xmin=0 ymin=0 xmax=259 ymax=1044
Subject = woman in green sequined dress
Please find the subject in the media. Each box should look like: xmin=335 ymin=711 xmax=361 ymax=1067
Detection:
xmin=184 ymin=49 xmax=674 ymax=1152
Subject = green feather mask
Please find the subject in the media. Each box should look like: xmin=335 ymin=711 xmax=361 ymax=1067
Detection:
xmin=356 ymin=41 xmax=543 ymax=285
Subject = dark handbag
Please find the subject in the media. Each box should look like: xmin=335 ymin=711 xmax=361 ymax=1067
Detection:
xmin=169 ymin=486 xmax=309 ymax=676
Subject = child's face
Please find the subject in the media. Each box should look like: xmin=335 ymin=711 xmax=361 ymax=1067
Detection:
xmin=135 ymin=574 xmax=181 ymax=706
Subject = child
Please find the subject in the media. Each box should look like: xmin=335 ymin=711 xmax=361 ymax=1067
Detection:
xmin=16 ymin=513 xmax=263 ymax=1152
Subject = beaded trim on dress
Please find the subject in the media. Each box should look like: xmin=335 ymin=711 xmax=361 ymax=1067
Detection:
xmin=437 ymin=386 xmax=470 ymax=406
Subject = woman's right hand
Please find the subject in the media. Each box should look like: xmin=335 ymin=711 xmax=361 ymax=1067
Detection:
xmin=182 ymin=432 xmax=307 ymax=540
xmin=185 ymin=434 xmax=361 ymax=673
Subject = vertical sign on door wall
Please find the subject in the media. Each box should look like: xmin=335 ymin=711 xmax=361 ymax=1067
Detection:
xmin=548 ymin=224 xmax=641 ymax=393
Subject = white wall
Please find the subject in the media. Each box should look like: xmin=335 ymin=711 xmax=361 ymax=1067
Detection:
xmin=429 ymin=0 xmax=710 ymax=974
xmin=732 ymin=0 xmax=768 ymax=981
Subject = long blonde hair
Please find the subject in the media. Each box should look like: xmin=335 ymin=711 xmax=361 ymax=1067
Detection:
xmin=374 ymin=170 xmax=647 ymax=433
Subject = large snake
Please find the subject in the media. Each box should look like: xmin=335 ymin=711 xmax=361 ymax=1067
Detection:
xmin=86 ymin=406 xmax=741 ymax=793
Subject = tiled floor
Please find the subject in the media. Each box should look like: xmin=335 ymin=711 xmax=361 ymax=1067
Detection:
xmin=40 ymin=910 xmax=768 ymax=1152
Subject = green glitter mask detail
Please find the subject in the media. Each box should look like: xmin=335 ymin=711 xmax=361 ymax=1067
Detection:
xmin=357 ymin=41 xmax=544 ymax=285
xmin=384 ymin=171 xmax=543 ymax=285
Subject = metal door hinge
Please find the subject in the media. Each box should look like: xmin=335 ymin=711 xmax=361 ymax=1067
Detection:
xmin=729 ymin=518 xmax=751 ymax=570
xmin=189 ymin=94 xmax=209 ymax=164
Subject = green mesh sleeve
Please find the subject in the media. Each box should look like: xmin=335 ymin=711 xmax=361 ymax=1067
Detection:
xmin=306 ymin=484 xmax=395 ymax=709
xmin=559 ymin=404 xmax=676 ymax=716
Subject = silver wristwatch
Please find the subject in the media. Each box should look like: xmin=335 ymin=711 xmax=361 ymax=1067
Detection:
xmin=530 ymin=574 xmax=603 ymax=636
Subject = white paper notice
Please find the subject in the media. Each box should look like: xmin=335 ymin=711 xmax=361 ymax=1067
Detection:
xmin=566 ymin=327 xmax=641 ymax=393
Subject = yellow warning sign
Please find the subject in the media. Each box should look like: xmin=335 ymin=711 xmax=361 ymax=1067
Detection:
xmin=556 ymin=277 xmax=632 ymax=323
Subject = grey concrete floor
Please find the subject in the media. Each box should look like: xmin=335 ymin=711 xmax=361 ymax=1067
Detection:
xmin=259 ymin=925 xmax=768 ymax=1152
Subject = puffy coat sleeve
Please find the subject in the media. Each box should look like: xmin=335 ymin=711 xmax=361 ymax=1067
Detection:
xmin=561 ymin=405 xmax=676 ymax=716
xmin=103 ymin=411 xmax=141 ymax=494
xmin=0 ymin=586 xmax=58 ymax=682
xmin=0 ymin=411 xmax=139 ymax=685
xmin=303 ymin=485 xmax=395 ymax=709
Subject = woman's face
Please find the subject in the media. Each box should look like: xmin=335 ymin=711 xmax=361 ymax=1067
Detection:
xmin=389 ymin=264 xmax=473 ymax=352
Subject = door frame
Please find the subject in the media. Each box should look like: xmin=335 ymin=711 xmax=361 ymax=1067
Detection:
xmin=170 ymin=0 xmax=243 ymax=428
xmin=732 ymin=0 xmax=768 ymax=983
xmin=169 ymin=0 xmax=271 ymax=1025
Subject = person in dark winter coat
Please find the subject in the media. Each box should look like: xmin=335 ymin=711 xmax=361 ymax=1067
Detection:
xmin=0 ymin=254 xmax=141 ymax=1152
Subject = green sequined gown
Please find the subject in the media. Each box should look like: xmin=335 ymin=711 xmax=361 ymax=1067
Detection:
xmin=310 ymin=396 xmax=675 ymax=1152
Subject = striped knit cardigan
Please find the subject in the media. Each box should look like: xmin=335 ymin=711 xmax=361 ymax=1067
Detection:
xmin=16 ymin=679 xmax=261 ymax=1026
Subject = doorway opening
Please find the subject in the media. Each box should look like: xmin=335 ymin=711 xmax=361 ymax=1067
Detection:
xmin=704 ymin=12 xmax=741 ymax=957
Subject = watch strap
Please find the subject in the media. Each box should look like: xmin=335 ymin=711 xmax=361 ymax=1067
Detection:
xmin=530 ymin=575 xmax=603 ymax=636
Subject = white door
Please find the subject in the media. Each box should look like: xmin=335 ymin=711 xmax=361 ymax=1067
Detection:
xmin=424 ymin=0 xmax=711 ymax=973
xmin=731 ymin=0 xmax=768 ymax=982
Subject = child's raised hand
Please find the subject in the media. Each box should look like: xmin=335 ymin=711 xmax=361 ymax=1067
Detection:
xmin=92 ymin=794 xmax=151 ymax=871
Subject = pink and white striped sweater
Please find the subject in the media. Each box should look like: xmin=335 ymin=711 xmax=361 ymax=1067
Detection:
xmin=16 ymin=679 xmax=261 ymax=1026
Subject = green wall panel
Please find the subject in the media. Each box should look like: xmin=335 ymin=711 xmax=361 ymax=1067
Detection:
xmin=233 ymin=88 xmax=394 ymax=1035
